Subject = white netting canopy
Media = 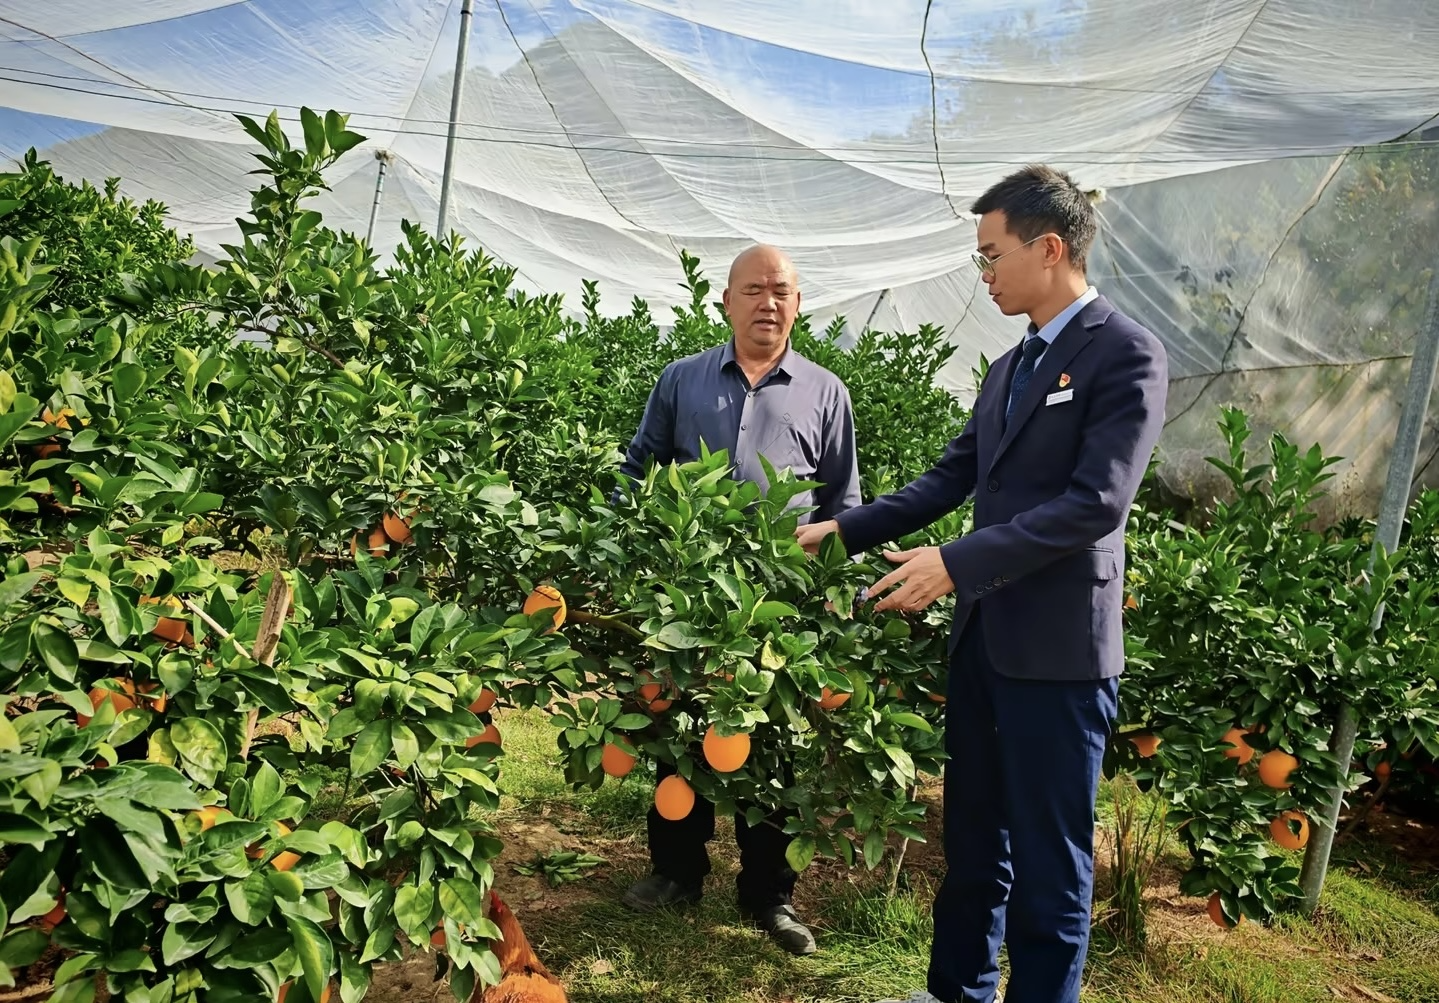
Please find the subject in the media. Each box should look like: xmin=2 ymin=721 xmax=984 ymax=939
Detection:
xmin=3 ymin=1 xmax=1439 ymax=512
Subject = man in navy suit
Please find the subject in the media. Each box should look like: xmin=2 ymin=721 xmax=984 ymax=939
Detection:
xmin=796 ymin=165 xmax=1167 ymax=1003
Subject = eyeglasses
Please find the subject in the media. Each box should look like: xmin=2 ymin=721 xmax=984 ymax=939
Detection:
xmin=971 ymin=233 xmax=1058 ymax=277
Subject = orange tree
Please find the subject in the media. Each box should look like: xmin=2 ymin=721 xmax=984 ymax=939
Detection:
xmin=0 ymin=119 xmax=573 ymax=998
xmin=523 ymin=449 xmax=951 ymax=871
xmin=1116 ymin=407 xmax=1439 ymax=925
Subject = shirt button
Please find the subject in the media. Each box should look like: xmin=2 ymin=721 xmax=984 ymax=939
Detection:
xmin=988 ymin=479 xmax=1000 ymax=492
xmin=741 ymin=424 xmax=747 ymax=430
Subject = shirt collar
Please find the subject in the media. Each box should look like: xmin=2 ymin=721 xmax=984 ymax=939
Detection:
xmin=721 ymin=338 xmax=796 ymax=379
xmin=1026 ymin=286 xmax=1098 ymax=348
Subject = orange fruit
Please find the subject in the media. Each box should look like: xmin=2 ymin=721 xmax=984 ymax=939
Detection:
xmin=277 ymin=983 xmax=330 ymax=1003
xmin=1124 ymin=594 xmax=1139 ymax=611
xmin=522 ymin=585 xmax=566 ymax=633
xmin=37 ymin=892 xmax=65 ymax=933
xmin=34 ymin=442 xmax=62 ymax=460
xmin=817 ymin=687 xmax=850 ymax=711
xmin=1375 ymin=760 xmax=1392 ymax=781
xmin=655 ymin=774 xmax=695 ymax=821
xmin=468 ymin=689 xmax=497 ymax=714
xmin=42 ymin=406 xmax=82 ymax=431
xmin=1269 ymin=810 xmax=1309 ymax=851
xmin=927 ymin=692 xmax=947 ymax=704
xmin=602 ymin=743 xmax=637 ymax=778
xmin=77 ymin=679 xmax=137 ymax=726
xmin=702 ymin=726 xmax=751 ymax=773
xmin=1129 ymin=733 xmax=1161 ymax=758
xmin=1257 ymin=749 xmax=1298 ymax=790
xmin=141 ymin=595 xmax=188 ymax=645
xmin=638 ymin=681 xmax=662 ymax=703
xmin=646 ymin=697 xmax=673 ymax=713
xmin=1207 ymin=892 xmax=1240 ymax=929
xmin=195 ymin=806 xmax=231 ymax=831
xmin=465 ymin=723 xmax=502 ymax=750
xmin=430 ymin=927 xmax=446 ymax=948
xmin=138 ymin=681 xmax=168 ymax=714
xmin=382 ymin=511 xmax=413 ymax=545
xmin=1221 ymin=727 xmax=1255 ymax=765
xmin=270 ymin=822 xmax=301 ymax=872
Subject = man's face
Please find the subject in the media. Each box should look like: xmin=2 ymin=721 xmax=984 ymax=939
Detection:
xmin=975 ymin=210 xmax=1052 ymax=317
xmin=723 ymin=250 xmax=800 ymax=353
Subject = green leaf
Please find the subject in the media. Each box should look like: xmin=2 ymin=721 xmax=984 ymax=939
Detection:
xmin=226 ymin=927 xmax=291 ymax=965
xmin=286 ymin=914 xmax=334 ymax=1002
xmin=390 ymin=722 xmax=419 ymax=770
xmin=863 ymin=828 xmax=885 ymax=870
xmin=339 ymin=952 xmax=371 ymax=1003
xmin=393 ymin=882 xmax=435 ymax=942
xmin=170 ymin=717 xmax=229 ymax=787
xmin=0 ymin=812 xmax=50 ymax=847
xmin=350 ymin=719 xmax=391 ymax=777
xmin=250 ymin=761 xmax=283 ymax=817
xmin=96 ymin=587 xmax=137 ymax=646
xmin=299 ymin=107 xmax=328 ymax=158
xmin=0 ymin=928 xmax=48 ymax=968
xmin=78 ymin=818 xmax=147 ymax=888
xmin=225 ymin=872 xmax=274 ymax=926
xmin=752 ymin=601 xmax=799 ymax=621
xmin=34 ymin=624 xmax=79 ymax=681
xmin=0 ymin=395 xmax=40 ymax=450
xmin=438 ymin=877 xmax=485 ymax=928
xmin=652 ymin=622 xmax=704 ymax=650
xmin=613 ymin=714 xmax=651 ymax=731
xmin=785 ymin=835 xmax=816 ymax=873
xmin=888 ymin=712 xmax=933 ymax=733
xmin=267 ymin=869 xmax=305 ymax=902
xmin=0 ymin=572 xmax=41 ymax=610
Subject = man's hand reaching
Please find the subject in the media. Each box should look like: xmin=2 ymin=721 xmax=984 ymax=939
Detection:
xmin=794 ymin=519 xmax=841 ymax=555
xmin=868 ymin=547 xmax=955 ymax=613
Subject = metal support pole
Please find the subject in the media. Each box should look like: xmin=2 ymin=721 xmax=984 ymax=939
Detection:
xmin=1298 ymin=255 xmax=1439 ymax=915
xmin=435 ymin=0 xmax=474 ymax=237
xmin=366 ymin=150 xmax=393 ymax=247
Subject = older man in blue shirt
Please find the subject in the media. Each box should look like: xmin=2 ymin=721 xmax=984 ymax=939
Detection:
xmin=615 ymin=244 xmax=862 ymax=955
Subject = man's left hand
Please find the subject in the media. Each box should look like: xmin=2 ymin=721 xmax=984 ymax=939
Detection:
xmin=869 ymin=547 xmax=955 ymax=613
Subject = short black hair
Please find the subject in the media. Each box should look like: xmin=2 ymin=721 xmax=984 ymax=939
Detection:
xmin=971 ymin=164 xmax=1097 ymax=272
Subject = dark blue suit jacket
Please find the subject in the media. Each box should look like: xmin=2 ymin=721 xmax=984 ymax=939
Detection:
xmin=835 ymin=295 xmax=1168 ymax=681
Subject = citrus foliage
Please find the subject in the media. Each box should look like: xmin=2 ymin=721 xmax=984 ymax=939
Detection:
xmin=1117 ymin=408 xmax=1439 ymax=925
xmin=3 ymin=104 xmax=1438 ymax=1001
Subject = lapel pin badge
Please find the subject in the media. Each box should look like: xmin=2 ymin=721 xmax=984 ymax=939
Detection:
xmin=1058 ymin=373 xmax=1071 ymax=388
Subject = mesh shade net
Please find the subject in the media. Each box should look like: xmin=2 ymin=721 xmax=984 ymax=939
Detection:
xmin=2 ymin=0 xmax=1438 ymax=513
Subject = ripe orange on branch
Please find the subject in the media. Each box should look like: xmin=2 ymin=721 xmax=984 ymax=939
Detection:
xmin=655 ymin=774 xmax=695 ymax=821
xmin=602 ymin=743 xmax=636 ymax=777
xmin=703 ymin=726 xmax=751 ymax=773
xmin=1257 ymin=749 xmax=1298 ymax=790
xmin=816 ymin=686 xmax=850 ymax=711
xmin=77 ymin=678 xmax=137 ymax=726
xmin=141 ymin=594 xmax=188 ymax=644
xmin=1269 ymin=810 xmax=1309 ymax=850
xmin=522 ymin=584 xmax=566 ymax=633
xmin=465 ymin=723 xmax=502 ymax=750
xmin=1128 ymin=733 xmax=1161 ymax=758
xmin=1221 ymin=727 xmax=1255 ymax=765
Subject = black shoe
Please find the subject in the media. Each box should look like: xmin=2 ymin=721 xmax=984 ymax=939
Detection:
xmin=622 ymin=874 xmax=702 ymax=912
xmin=744 ymin=904 xmax=817 ymax=956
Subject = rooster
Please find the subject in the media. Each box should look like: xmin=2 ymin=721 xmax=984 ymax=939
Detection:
xmin=473 ymin=891 xmax=568 ymax=1003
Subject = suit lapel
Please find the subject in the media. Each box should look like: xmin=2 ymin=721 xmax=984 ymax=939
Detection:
xmin=990 ymin=300 xmax=1105 ymax=468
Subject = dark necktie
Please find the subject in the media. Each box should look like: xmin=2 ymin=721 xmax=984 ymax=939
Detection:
xmin=1005 ymin=336 xmax=1047 ymax=426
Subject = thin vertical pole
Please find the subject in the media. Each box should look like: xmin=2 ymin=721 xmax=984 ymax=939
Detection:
xmin=435 ymin=0 xmax=475 ymax=237
xmin=366 ymin=150 xmax=392 ymax=247
xmin=1298 ymin=254 xmax=1439 ymax=914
